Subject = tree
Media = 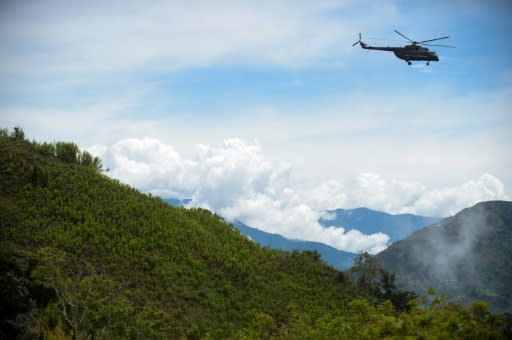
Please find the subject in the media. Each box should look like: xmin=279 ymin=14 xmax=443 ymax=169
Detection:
xmin=78 ymin=150 xmax=93 ymax=166
xmin=0 ymin=242 xmax=55 ymax=339
xmin=350 ymin=252 xmax=416 ymax=311
xmin=350 ymin=252 xmax=382 ymax=294
xmin=11 ymin=126 xmax=25 ymax=140
xmin=37 ymin=142 xmax=56 ymax=156
xmin=55 ymin=142 xmax=79 ymax=163
xmin=78 ymin=150 xmax=103 ymax=171
xmin=92 ymin=156 xmax=103 ymax=172
xmin=374 ymin=269 xmax=416 ymax=312
xmin=32 ymin=248 xmax=132 ymax=339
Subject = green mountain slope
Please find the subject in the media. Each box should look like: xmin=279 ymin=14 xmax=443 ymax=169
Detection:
xmin=0 ymin=135 xmax=356 ymax=338
xmin=377 ymin=201 xmax=512 ymax=312
xmin=1 ymin=132 xmax=510 ymax=338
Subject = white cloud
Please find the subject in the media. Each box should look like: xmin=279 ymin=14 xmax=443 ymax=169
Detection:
xmin=89 ymin=137 xmax=509 ymax=254
xmin=338 ymin=172 xmax=510 ymax=217
xmin=91 ymin=137 xmax=198 ymax=198
xmin=404 ymin=173 xmax=508 ymax=216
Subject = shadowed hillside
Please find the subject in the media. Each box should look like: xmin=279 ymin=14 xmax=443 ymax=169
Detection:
xmin=377 ymin=201 xmax=512 ymax=312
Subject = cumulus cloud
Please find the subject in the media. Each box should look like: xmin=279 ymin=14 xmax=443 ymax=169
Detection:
xmin=90 ymin=138 xmax=198 ymax=198
xmin=403 ymin=174 xmax=508 ymax=216
xmin=337 ymin=172 xmax=509 ymax=217
xmin=89 ymin=137 xmax=509 ymax=254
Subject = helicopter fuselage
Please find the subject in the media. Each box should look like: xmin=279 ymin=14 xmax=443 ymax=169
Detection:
xmin=360 ymin=41 xmax=439 ymax=64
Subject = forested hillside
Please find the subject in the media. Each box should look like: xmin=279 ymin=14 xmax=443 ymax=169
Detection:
xmin=1 ymin=129 xmax=510 ymax=339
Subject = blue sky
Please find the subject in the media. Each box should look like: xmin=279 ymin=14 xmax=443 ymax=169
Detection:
xmin=1 ymin=0 xmax=511 ymax=252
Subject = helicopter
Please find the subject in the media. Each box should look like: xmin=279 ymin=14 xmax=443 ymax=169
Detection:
xmin=352 ymin=30 xmax=455 ymax=65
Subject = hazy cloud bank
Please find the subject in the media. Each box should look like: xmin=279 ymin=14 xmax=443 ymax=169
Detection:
xmin=89 ymin=137 xmax=509 ymax=254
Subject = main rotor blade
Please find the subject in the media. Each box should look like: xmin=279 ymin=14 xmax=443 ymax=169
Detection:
xmin=418 ymin=36 xmax=450 ymax=43
xmin=422 ymin=43 xmax=456 ymax=48
xmin=367 ymin=38 xmax=403 ymax=43
xmin=394 ymin=30 xmax=414 ymax=42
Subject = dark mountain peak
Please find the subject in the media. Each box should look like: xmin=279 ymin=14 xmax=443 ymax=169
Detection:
xmin=469 ymin=200 xmax=511 ymax=208
xmin=377 ymin=200 xmax=512 ymax=312
xmin=454 ymin=200 xmax=512 ymax=220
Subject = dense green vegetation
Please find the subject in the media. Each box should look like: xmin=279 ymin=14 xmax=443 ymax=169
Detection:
xmin=1 ymin=128 xmax=510 ymax=339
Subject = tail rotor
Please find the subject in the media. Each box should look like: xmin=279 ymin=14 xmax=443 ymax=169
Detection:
xmin=352 ymin=33 xmax=362 ymax=47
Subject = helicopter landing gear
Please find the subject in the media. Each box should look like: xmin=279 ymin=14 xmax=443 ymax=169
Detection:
xmin=407 ymin=61 xmax=411 ymax=65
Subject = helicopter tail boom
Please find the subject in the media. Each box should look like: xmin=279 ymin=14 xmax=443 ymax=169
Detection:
xmin=352 ymin=33 xmax=395 ymax=51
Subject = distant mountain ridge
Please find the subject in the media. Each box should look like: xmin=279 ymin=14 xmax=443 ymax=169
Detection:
xmin=233 ymin=221 xmax=357 ymax=270
xmin=320 ymin=208 xmax=442 ymax=242
xmin=377 ymin=200 xmax=512 ymax=312
xmin=164 ymin=199 xmax=440 ymax=270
